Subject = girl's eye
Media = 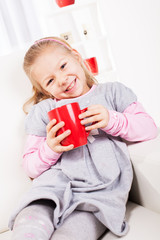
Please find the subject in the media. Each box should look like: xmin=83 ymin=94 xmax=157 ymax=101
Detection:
xmin=47 ymin=79 xmax=54 ymax=86
xmin=61 ymin=63 xmax=67 ymax=70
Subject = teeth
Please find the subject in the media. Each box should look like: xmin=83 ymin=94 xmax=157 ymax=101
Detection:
xmin=66 ymin=79 xmax=75 ymax=91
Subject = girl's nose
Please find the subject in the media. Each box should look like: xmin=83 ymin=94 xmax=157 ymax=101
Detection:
xmin=57 ymin=72 xmax=68 ymax=86
xmin=58 ymin=76 xmax=68 ymax=86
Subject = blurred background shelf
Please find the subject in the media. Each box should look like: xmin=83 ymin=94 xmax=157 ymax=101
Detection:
xmin=45 ymin=0 xmax=116 ymax=77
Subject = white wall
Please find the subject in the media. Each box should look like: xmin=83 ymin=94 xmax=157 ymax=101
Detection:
xmin=99 ymin=0 xmax=160 ymax=126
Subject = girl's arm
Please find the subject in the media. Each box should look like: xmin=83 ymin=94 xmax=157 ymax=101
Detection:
xmin=22 ymin=135 xmax=62 ymax=178
xmin=79 ymin=102 xmax=158 ymax=142
xmin=101 ymin=102 xmax=158 ymax=141
xmin=23 ymin=118 xmax=74 ymax=179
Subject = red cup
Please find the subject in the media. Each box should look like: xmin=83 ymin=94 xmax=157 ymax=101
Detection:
xmin=55 ymin=0 xmax=75 ymax=8
xmin=48 ymin=102 xmax=90 ymax=148
xmin=85 ymin=57 xmax=99 ymax=75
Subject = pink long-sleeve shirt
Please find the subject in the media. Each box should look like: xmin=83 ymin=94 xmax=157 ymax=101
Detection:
xmin=23 ymin=102 xmax=157 ymax=178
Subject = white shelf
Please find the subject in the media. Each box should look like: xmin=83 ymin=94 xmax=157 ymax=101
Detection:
xmin=46 ymin=1 xmax=104 ymax=41
xmin=45 ymin=0 xmax=116 ymax=76
xmin=52 ymin=0 xmax=97 ymax=15
xmin=71 ymin=35 xmax=106 ymax=48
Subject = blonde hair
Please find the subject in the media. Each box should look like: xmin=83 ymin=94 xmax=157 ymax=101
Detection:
xmin=23 ymin=36 xmax=97 ymax=114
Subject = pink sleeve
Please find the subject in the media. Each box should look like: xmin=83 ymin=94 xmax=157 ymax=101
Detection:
xmin=101 ymin=102 xmax=158 ymax=141
xmin=22 ymin=135 xmax=62 ymax=178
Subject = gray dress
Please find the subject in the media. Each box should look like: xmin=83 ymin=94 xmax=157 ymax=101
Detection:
xmin=9 ymin=82 xmax=137 ymax=236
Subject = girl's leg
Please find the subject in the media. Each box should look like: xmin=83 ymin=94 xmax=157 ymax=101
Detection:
xmin=51 ymin=210 xmax=107 ymax=240
xmin=12 ymin=199 xmax=55 ymax=240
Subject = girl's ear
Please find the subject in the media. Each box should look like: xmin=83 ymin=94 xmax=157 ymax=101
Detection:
xmin=72 ymin=49 xmax=92 ymax=72
xmin=72 ymin=49 xmax=82 ymax=62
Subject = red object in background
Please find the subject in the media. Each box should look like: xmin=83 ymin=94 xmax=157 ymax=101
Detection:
xmin=48 ymin=102 xmax=90 ymax=148
xmin=85 ymin=57 xmax=99 ymax=75
xmin=55 ymin=0 xmax=75 ymax=8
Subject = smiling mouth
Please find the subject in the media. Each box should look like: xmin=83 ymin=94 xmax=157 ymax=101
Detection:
xmin=65 ymin=78 xmax=76 ymax=92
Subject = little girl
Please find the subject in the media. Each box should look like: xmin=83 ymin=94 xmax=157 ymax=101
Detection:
xmin=9 ymin=37 xmax=157 ymax=240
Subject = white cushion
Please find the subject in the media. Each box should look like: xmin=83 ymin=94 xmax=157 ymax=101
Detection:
xmin=0 ymin=50 xmax=32 ymax=232
xmin=0 ymin=231 xmax=12 ymax=240
xmin=128 ymin=131 xmax=160 ymax=213
xmin=102 ymin=201 xmax=160 ymax=239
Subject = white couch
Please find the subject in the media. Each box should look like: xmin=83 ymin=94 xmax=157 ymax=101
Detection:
xmin=1 ymin=49 xmax=160 ymax=240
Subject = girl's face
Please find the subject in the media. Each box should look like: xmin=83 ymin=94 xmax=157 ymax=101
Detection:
xmin=31 ymin=47 xmax=90 ymax=100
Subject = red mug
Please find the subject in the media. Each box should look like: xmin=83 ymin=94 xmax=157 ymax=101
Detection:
xmin=85 ymin=57 xmax=99 ymax=75
xmin=48 ymin=102 xmax=90 ymax=148
xmin=55 ymin=0 xmax=75 ymax=8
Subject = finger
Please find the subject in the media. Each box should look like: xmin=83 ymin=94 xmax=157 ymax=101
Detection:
xmin=48 ymin=129 xmax=72 ymax=152
xmin=80 ymin=114 xmax=102 ymax=125
xmin=46 ymin=119 xmax=57 ymax=133
xmin=79 ymin=106 xmax=105 ymax=119
xmin=79 ymin=109 xmax=98 ymax=119
xmin=59 ymin=144 xmax=74 ymax=152
xmin=78 ymin=111 xmax=87 ymax=119
xmin=48 ymin=121 xmax=65 ymax=137
xmin=87 ymin=104 xmax=102 ymax=110
xmin=85 ymin=121 xmax=104 ymax=131
xmin=55 ymin=129 xmax=72 ymax=143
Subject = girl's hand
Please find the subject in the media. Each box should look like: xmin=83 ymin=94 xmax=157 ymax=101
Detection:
xmin=79 ymin=105 xmax=109 ymax=131
xmin=46 ymin=119 xmax=74 ymax=153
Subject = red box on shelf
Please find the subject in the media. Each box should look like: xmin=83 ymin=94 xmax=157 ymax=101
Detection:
xmin=85 ymin=57 xmax=99 ymax=75
xmin=55 ymin=0 xmax=75 ymax=8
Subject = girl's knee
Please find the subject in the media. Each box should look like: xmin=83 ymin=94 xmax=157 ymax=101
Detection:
xmin=12 ymin=204 xmax=54 ymax=240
